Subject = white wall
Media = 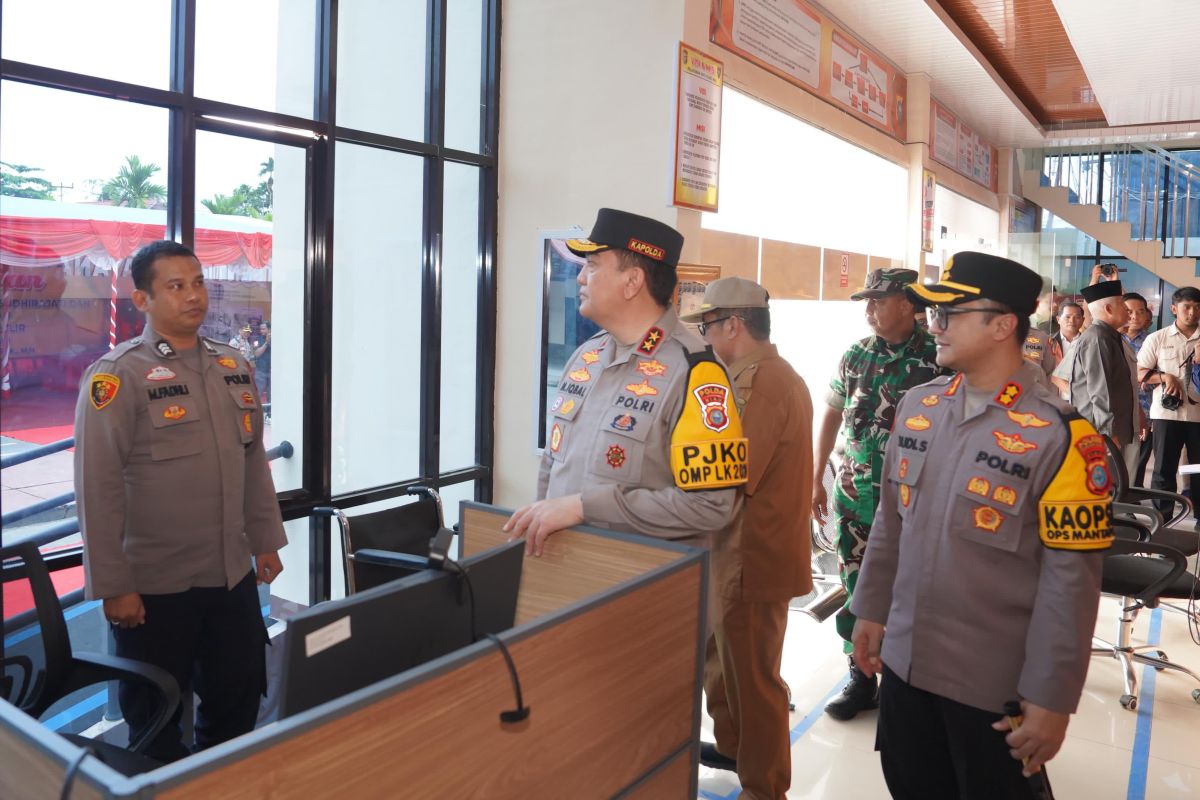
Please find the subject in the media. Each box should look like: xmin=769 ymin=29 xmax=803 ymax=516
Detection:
xmin=494 ymin=0 xmax=688 ymax=508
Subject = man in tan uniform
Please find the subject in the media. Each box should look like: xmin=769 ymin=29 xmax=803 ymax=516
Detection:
xmin=851 ymin=252 xmax=1112 ymax=798
xmin=505 ymin=208 xmax=747 ymax=557
xmin=682 ymin=277 xmax=813 ymax=800
xmin=75 ymin=240 xmax=287 ymax=761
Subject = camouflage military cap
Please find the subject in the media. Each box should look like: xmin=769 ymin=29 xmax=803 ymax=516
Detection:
xmin=851 ymin=268 xmax=919 ymax=301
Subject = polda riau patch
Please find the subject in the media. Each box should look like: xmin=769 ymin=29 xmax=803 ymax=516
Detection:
xmin=89 ymin=373 xmax=121 ymax=410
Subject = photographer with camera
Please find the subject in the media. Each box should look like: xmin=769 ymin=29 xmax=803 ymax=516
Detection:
xmin=1136 ymin=286 xmax=1200 ymax=524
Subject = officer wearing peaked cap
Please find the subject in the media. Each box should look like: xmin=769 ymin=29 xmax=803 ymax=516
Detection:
xmin=504 ymin=208 xmax=747 ymax=557
xmin=850 ymin=251 xmax=1113 ymax=798
xmin=74 ymin=241 xmax=286 ymax=761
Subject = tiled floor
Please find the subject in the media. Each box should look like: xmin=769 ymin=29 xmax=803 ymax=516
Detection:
xmin=698 ymin=594 xmax=1200 ymax=799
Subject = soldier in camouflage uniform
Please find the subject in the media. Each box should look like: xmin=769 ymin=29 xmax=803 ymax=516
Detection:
xmin=812 ymin=268 xmax=948 ymax=720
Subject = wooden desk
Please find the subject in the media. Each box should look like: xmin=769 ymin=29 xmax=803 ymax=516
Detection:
xmin=1 ymin=502 xmax=708 ymax=799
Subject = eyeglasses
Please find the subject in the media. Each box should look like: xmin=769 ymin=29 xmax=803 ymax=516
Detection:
xmin=698 ymin=315 xmax=738 ymax=336
xmin=925 ymin=305 xmax=1010 ymax=330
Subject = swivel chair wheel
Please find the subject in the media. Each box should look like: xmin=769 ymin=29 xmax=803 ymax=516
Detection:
xmin=1120 ymin=694 xmax=1138 ymax=711
xmin=1154 ymin=652 xmax=1168 ymax=672
xmin=1192 ymin=689 xmax=1200 ymax=704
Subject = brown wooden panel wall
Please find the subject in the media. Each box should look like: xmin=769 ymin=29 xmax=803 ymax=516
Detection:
xmin=698 ymin=228 xmax=758 ymax=280
xmin=760 ymin=239 xmax=820 ymax=300
xmin=821 ymin=250 xmax=870 ymax=301
xmin=157 ymin=564 xmax=702 ymax=800
xmin=461 ymin=506 xmax=682 ymax=625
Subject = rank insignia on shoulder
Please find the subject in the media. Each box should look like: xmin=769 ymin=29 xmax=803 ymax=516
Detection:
xmin=920 ymin=395 xmax=940 ymax=407
xmin=636 ymin=359 xmax=667 ymax=377
xmin=145 ymin=366 xmax=176 ymax=381
xmin=1007 ymin=410 xmax=1051 ymax=429
xmin=904 ymin=414 xmax=932 ymax=431
xmin=163 ymin=404 xmax=186 ymax=421
xmin=155 ymin=340 xmax=177 ymax=358
xmin=202 ymin=340 xmax=218 ymax=355
xmin=216 ymin=356 xmax=239 ymax=370
xmin=967 ymin=476 xmax=990 ymax=496
xmin=1038 ymin=418 xmax=1113 ymax=551
xmin=568 ymin=367 xmax=591 ymax=383
xmin=549 ymin=423 xmax=563 ymax=453
xmin=993 ymin=430 xmax=1038 ymax=454
xmin=626 ymin=379 xmax=659 ymax=398
xmin=944 ymin=373 xmax=963 ymax=396
xmin=994 ymin=381 xmax=1023 ymax=407
xmin=89 ymin=373 xmax=121 ymax=410
xmin=605 ymin=444 xmax=627 ymax=469
xmin=638 ymin=327 xmax=664 ymax=355
xmin=581 ymin=349 xmax=601 ymax=365
xmin=973 ymin=506 xmax=1003 ymax=533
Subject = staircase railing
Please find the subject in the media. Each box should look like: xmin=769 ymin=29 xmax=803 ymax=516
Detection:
xmin=1024 ymin=142 xmax=1200 ymax=259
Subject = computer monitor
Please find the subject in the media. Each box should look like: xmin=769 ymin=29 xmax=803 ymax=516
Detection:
xmin=277 ymin=540 xmax=524 ymax=718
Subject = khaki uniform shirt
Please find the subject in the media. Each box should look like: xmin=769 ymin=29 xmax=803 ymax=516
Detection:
xmin=713 ymin=343 xmax=814 ymax=602
xmin=74 ymin=325 xmax=287 ymax=599
xmin=538 ymin=309 xmax=744 ymax=548
xmin=1136 ymin=324 xmax=1200 ymax=422
xmin=1021 ymin=328 xmax=1056 ymax=384
xmin=851 ymin=362 xmax=1111 ymax=714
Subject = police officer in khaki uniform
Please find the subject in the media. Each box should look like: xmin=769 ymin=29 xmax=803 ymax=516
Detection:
xmin=505 ymin=208 xmax=747 ymax=556
xmin=75 ymin=241 xmax=286 ymax=762
xmin=850 ymin=252 xmax=1112 ymax=799
xmin=683 ymin=277 xmax=813 ymax=799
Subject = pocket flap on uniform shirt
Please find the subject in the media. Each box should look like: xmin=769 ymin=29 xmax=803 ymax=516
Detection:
xmin=148 ymin=400 xmax=203 ymax=460
xmin=890 ymin=450 xmax=927 ymax=486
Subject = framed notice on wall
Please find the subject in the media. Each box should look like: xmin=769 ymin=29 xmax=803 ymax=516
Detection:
xmin=674 ymin=43 xmax=724 ymax=211
xmin=709 ymin=0 xmax=908 ymax=141
xmin=922 ymin=169 xmax=936 ymax=253
xmin=929 ymin=98 xmax=997 ymax=191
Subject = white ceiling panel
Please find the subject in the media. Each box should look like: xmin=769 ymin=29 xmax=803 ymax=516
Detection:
xmin=1052 ymin=0 xmax=1200 ymax=127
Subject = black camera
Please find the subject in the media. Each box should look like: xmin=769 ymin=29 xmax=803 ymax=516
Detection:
xmin=1162 ymin=392 xmax=1184 ymax=411
xmin=1098 ymin=263 xmax=1120 ymax=278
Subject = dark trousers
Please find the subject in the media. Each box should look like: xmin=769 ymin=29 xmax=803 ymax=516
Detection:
xmin=1132 ymin=432 xmax=1153 ymax=488
xmin=113 ymin=571 xmax=267 ymax=762
xmin=876 ymin=666 xmax=1035 ymax=800
xmin=1150 ymin=419 xmax=1200 ymax=519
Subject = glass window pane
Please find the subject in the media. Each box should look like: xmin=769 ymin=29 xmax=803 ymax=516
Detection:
xmin=336 ymin=0 xmax=427 ymax=141
xmin=445 ymin=0 xmax=485 ymax=152
xmin=194 ymin=0 xmax=317 ymax=118
xmin=1 ymin=84 xmax=168 ymax=528
xmin=440 ymin=163 xmax=479 ymax=471
xmin=194 ymin=131 xmax=305 ymax=492
xmin=2 ymin=0 xmax=171 ymax=89
xmin=331 ymin=144 xmax=424 ymax=492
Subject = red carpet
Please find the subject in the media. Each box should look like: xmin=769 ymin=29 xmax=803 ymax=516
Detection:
xmin=3 ymin=566 xmax=85 ymax=620
xmin=0 ymin=424 xmax=75 ymax=447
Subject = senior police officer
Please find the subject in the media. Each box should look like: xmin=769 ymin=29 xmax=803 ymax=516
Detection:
xmin=74 ymin=240 xmax=286 ymax=762
xmin=811 ymin=267 xmax=948 ymax=720
xmin=505 ymin=208 xmax=746 ymax=557
xmin=850 ymin=252 xmax=1112 ymax=799
xmin=682 ymin=278 xmax=813 ymax=798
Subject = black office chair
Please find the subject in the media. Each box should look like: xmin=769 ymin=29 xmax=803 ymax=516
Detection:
xmin=315 ymin=485 xmax=452 ymax=594
xmin=1 ymin=541 xmax=180 ymax=775
xmin=1091 ymin=517 xmax=1200 ymax=710
xmin=1103 ymin=436 xmax=1199 ymax=557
